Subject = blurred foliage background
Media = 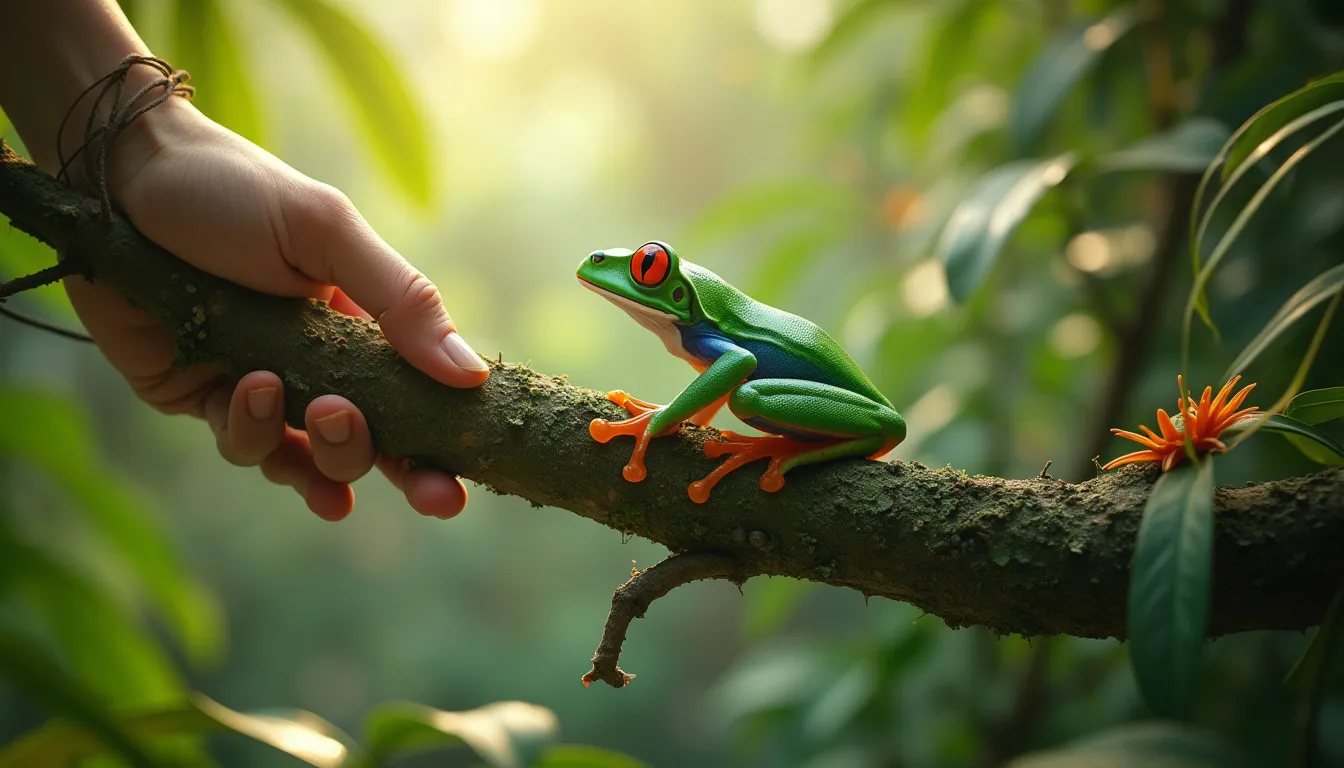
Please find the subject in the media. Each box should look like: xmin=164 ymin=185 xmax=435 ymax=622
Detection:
xmin=2 ymin=0 xmax=1343 ymax=765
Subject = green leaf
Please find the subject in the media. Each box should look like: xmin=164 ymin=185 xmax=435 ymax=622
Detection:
xmin=0 ymin=533 xmax=183 ymax=706
xmin=1127 ymin=458 xmax=1216 ymax=720
xmin=0 ymin=388 xmax=222 ymax=665
xmin=1285 ymin=584 xmax=1344 ymax=693
xmin=1284 ymin=388 xmax=1344 ymax=463
xmin=1222 ymin=263 xmax=1344 ymax=382
xmin=1009 ymin=722 xmax=1249 ymax=767
xmin=0 ymin=694 xmax=359 ymax=768
xmin=936 ymin=153 xmax=1077 ymax=301
xmin=746 ymin=576 xmax=817 ymax=639
xmin=1224 ymin=413 xmax=1344 ymax=463
xmin=1285 ymin=387 xmax=1344 ymax=425
xmin=171 ymin=0 xmax=264 ymax=143
xmin=1009 ymin=8 xmax=1139 ymax=154
xmin=1221 ymin=72 xmax=1344 ymax=182
xmin=809 ymin=0 xmax=903 ymax=69
xmin=1184 ymin=112 xmax=1344 ymax=357
xmin=0 ymin=109 xmax=9 ymax=137
xmin=0 ymin=628 xmax=165 ymax=768
xmin=682 ymin=180 xmax=860 ymax=248
xmin=272 ymin=0 xmax=434 ymax=205
xmin=536 ymin=745 xmax=651 ymax=768
xmin=363 ymin=700 xmax=559 ymax=767
xmin=1097 ymin=118 xmax=1230 ymax=174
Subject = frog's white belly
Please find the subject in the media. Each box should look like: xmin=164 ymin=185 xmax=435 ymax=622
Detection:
xmin=580 ymin=280 xmax=699 ymax=366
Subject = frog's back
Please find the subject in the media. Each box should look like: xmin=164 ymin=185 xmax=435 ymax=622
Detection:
xmin=684 ymin=263 xmax=891 ymax=406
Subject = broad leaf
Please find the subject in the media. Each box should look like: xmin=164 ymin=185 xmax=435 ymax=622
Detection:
xmin=536 ymin=745 xmax=650 ymax=768
xmin=1009 ymin=8 xmax=1138 ymax=154
xmin=272 ymin=0 xmax=434 ymax=205
xmin=363 ymin=700 xmax=559 ymax=767
xmin=0 ymin=628 xmax=164 ymax=768
xmin=0 ymin=533 xmax=183 ymax=707
xmin=1009 ymin=722 xmax=1249 ymax=767
xmin=1221 ymin=72 xmax=1344 ymax=181
xmin=1286 ymin=387 xmax=1344 ymax=425
xmin=936 ymin=153 xmax=1077 ymax=301
xmin=1127 ymin=458 xmax=1216 ymax=720
xmin=172 ymin=0 xmax=264 ymax=143
xmin=682 ymin=180 xmax=860 ymax=248
xmin=1285 ymin=584 xmax=1344 ymax=693
xmin=1222 ymin=263 xmax=1344 ymax=381
xmin=1097 ymin=118 xmax=1230 ymax=174
xmin=810 ymin=0 xmax=904 ymax=69
xmin=0 ymin=694 xmax=359 ymax=768
xmin=0 ymin=388 xmax=222 ymax=664
xmin=747 ymin=225 xmax=846 ymax=307
xmin=1224 ymin=413 xmax=1344 ymax=463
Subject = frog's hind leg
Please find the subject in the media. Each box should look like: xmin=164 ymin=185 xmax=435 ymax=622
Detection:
xmin=687 ymin=379 xmax=905 ymax=503
xmin=690 ymin=434 xmax=883 ymax=503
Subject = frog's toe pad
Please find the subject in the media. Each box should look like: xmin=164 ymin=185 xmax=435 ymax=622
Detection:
xmin=688 ymin=480 xmax=712 ymax=504
xmin=759 ymin=471 xmax=785 ymax=493
xmin=622 ymin=463 xmax=647 ymax=482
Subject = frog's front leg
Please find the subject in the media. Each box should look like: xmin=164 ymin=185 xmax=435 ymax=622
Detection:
xmin=589 ymin=348 xmax=756 ymax=483
xmin=688 ymin=379 xmax=906 ymax=503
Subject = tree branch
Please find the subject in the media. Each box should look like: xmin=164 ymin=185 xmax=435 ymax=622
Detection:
xmin=1 ymin=141 xmax=1342 ymax=670
xmin=582 ymin=552 xmax=744 ymax=688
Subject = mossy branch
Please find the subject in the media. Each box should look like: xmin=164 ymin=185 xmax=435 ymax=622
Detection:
xmin=2 ymin=140 xmax=1343 ymax=683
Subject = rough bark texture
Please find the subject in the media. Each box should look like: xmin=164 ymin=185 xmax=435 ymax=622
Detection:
xmin=2 ymin=140 xmax=1343 ymax=640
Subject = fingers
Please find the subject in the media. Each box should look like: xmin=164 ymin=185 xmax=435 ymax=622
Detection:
xmin=207 ymin=374 xmax=462 ymax=521
xmin=259 ymin=429 xmax=356 ymax=521
xmin=376 ymin=455 xmax=469 ymax=520
xmin=286 ymin=187 xmax=491 ymax=389
xmin=305 ymin=395 xmax=376 ymax=484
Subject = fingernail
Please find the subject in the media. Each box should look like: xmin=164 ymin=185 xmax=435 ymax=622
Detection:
xmin=247 ymin=387 xmax=278 ymax=420
xmin=314 ymin=411 xmax=352 ymax=444
xmin=442 ymin=332 xmax=489 ymax=372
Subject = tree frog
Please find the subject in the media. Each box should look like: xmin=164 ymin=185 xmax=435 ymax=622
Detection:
xmin=577 ymin=241 xmax=906 ymax=504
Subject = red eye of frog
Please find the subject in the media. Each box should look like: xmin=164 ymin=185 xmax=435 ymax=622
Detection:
xmin=631 ymin=243 xmax=670 ymax=288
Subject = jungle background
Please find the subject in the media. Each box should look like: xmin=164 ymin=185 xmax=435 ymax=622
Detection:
xmin=2 ymin=0 xmax=1343 ymax=765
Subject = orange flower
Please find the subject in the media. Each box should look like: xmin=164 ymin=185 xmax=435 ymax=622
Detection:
xmin=1102 ymin=375 xmax=1259 ymax=473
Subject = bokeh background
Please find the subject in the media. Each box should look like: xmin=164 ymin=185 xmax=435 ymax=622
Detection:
xmin=2 ymin=0 xmax=1344 ymax=765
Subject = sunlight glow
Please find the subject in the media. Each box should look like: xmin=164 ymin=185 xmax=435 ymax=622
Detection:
xmin=1066 ymin=232 xmax=1111 ymax=273
xmin=446 ymin=0 xmax=538 ymax=62
xmin=901 ymin=259 xmax=951 ymax=317
xmin=1049 ymin=313 xmax=1102 ymax=359
xmin=754 ymin=0 xmax=834 ymax=53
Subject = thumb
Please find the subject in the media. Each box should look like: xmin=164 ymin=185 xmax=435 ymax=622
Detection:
xmin=290 ymin=189 xmax=490 ymax=388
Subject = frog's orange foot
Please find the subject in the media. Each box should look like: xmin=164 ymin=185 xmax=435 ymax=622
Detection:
xmin=604 ymin=390 xmax=662 ymax=416
xmin=689 ymin=435 xmax=832 ymax=504
xmin=590 ymin=397 xmax=662 ymax=483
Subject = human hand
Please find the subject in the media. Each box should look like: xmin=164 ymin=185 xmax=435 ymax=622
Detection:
xmin=65 ymin=95 xmax=488 ymax=521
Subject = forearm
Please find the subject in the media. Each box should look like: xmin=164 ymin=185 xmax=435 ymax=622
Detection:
xmin=0 ymin=0 xmax=155 ymax=172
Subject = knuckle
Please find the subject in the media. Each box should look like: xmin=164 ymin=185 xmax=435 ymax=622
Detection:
xmin=395 ymin=272 xmax=445 ymax=319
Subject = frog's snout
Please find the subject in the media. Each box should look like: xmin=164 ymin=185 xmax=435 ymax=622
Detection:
xmin=587 ymin=250 xmax=606 ymax=264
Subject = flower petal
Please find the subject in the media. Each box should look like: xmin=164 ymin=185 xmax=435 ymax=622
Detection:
xmin=1157 ymin=409 xmax=1181 ymax=441
xmin=1161 ymin=450 xmax=1184 ymax=472
xmin=1220 ymin=383 xmax=1258 ymax=421
xmin=1102 ymin=450 xmax=1161 ymax=470
xmin=1113 ymin=429 xmax=1165 ymax=450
